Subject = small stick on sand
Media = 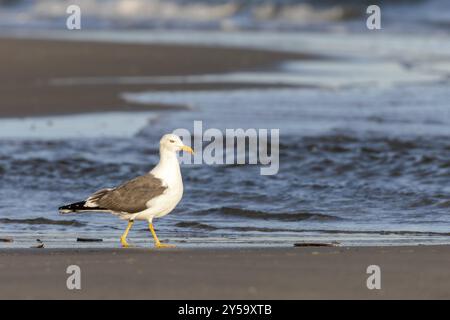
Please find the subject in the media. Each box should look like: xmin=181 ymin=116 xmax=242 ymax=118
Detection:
xmin=77 ymin=238 xmax=103 ymax=242
xmin=294 ymin=242 xmax=340 ymax=247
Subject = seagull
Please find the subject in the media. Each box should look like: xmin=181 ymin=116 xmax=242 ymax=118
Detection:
xmin=59 ymin=134 xmax=194 ymax=248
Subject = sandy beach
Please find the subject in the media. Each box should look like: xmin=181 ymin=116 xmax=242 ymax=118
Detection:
xmin=0 ymin=37 xmax=306 ymax=117
xmin=0 ymin=246 xmax=449 ymax=299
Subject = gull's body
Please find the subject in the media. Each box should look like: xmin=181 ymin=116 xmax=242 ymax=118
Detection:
xmin=59 ymin=134 xmax=193 ymax=248
xmin=142 ymin=146 xmax=184 ymax=221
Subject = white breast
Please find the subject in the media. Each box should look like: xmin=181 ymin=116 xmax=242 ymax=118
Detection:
xmin=134 ymin=151 xmax=184 ymax=221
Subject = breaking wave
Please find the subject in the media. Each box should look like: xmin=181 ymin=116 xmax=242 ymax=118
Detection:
xmin=175 ymin=221 xmax=218 ymax=231
xmin=191 ymin=207 xmax=340 ymax=221
xmin=0 ymin=0 xmax=374 ymax=31
xmin=0 ymin=217 xmax=86 ymax=227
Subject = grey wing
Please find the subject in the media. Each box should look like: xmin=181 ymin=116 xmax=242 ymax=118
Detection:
xmin=91 ymin=174 xmax=167 ymax=213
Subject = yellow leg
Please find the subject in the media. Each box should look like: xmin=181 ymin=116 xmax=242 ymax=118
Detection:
xmin=120 ymin=220 xmax=134 ymax=248
xmin=149 ymin=223 xmax=175 ymax=248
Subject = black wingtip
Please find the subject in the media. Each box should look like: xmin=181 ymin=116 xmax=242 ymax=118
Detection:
xmin=59 ymin=201 xmax=87 ymax=214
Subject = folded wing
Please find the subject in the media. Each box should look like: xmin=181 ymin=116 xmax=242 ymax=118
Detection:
xmin=87 ymin=174 xmax=167 ymax=214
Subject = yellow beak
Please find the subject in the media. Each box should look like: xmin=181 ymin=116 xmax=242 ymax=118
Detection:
xmin=181 ymin=145 xmax=194 ymax=154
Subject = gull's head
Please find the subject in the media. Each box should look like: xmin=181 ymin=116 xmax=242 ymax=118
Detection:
xmin=160 ymin=134 xmax=194 ymax=154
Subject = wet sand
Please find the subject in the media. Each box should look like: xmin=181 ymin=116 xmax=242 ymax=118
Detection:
xmin=0 ymin=246 xmax=449 ymax=299
xmin=0 ymin=37 xmax=307 ymax=117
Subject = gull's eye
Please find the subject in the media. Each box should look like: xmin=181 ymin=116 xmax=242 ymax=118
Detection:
xmin=169 ymin=139 xmax=175 ymax=143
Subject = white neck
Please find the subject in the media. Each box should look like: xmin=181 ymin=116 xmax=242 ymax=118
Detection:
xmin=150 ymin=147 xmax=182 ymax=186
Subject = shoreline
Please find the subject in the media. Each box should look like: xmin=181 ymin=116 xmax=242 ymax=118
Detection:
xmin=1 ymin=232 xmax=450 ymax=249
xmin=0 ymin=37 xmax=307 ymax=118
xmin=0 ymin=245 xmax=449 ymax=299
